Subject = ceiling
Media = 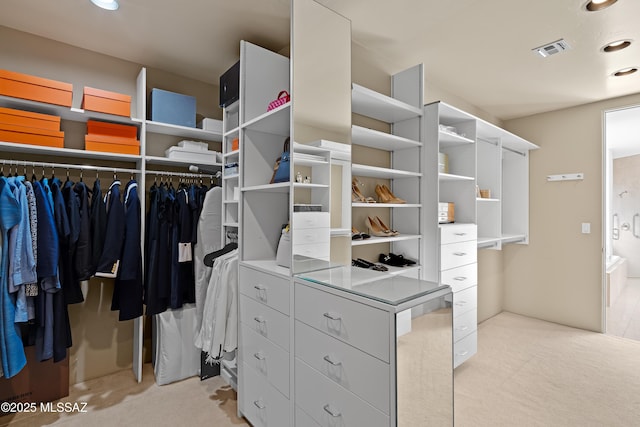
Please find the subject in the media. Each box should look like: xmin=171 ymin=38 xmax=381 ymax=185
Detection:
xmin=0 ymin=0 xmax=638 ymax=123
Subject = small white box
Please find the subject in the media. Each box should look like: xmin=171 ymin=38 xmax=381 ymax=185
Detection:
xmin=178 ymin=140 xmax=209 ymax=151
xmin=197 ymin=118 xmax=223 ymax=133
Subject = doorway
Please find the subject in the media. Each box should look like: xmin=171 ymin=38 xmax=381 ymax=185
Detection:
xmin=604 ymin=104 xmax=640 ymax=341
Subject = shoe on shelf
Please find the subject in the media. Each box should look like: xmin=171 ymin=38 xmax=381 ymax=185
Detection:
xmin=371 ymin=263 xmax=388 ymax=272
xmin=366 ymin=216 xmax=393 ymax=237
xmin=375 ymin=216 xmax=399 ymax=236
xmin=351 ymin=227 xmax=371 ymax=240
xmin=353 ymin=178 xmax=376 ymax=203
xmin=378 ymin=184 xmax=406 ymax=204
xmin=352 ymin=259 xmax=370 ymax=268
xmin=378 ymin=253 xmax=406 ymax=267
xmin=389 ymin=252 xmax=416 ymax=266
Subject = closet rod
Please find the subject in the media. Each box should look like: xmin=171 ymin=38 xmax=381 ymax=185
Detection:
xmin=0 ymin=158 xmax=140 ymax=174
xmin=475 ymin=137 xmax=526 ymax=157
xmin=145 ymin=169 xmax=222 ymax=179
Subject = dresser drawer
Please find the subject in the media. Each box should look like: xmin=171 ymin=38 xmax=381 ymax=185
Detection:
xmin=293 ymin=212 xmax=330 ymax=229
xmin=453 ymin=308 xmax=477 ymax=342
xmin=295 ymin=359 xmax=388 ymax=427
xmin=440 ymin=223 xmax=477 ymax=245
xmin=293 ymin=243 xmax=330 ymax=261
xmin=440 ymin=263 xmax=477 ymax=292
xmin=241 ymin=363 xmax=290 ymax=427
xmin=454 ymin=331 xmax=477 ymax=368
xmin=239 ymin=265 xmax=290 ymax=315
xmin=293 ymin=227 xmax=330 ymax=245
xmin=241 ymin=324 xmax=290 ymax=398
xmin=296 ymin=406 xmax=321 ymax=427
xmin=240 ymin=294 xmax=289 ymax=352
xmin=295 ymin=320 xmax=390 ymax=414
xmin=453 ymin=285 xmax=477 ymax=317
xmin=440 ymin=240 xmax=477 ymax=271
xmin=295 ymin=284 xmax=390 ymax=363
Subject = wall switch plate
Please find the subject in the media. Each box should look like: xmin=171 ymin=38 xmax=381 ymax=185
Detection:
xmin=582 ymin=223 xmax=591 ymax=234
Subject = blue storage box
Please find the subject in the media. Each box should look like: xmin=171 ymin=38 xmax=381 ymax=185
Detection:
xmin=149 ymin=88 xmax=196 ymax=128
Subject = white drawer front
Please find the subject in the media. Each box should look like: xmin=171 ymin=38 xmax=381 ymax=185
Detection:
xmin=296 ymin=406 xmax=321 ymax=427
xmin=454 ymin=331 xmax=477 ymax=368
xmin=240 ymin=294 xmax=289 ymax=352
xmin=440 ymin=263 xmax=477 ymax=292
xmin=241 ymin=324 xmax=290 ymax=398
xmin=440 ymin=223 xmax=477 ymax=245
xmin=295 ymin=320 xmax=390 ymax=414
xmin=241 ymin=363 xmax=290 ymax=427
xmin=453 ymin=286 xmax=477 ymax=317
xmin=293 ymin=227 xmax=330 ymax=245
xmin=293 ymin=243 xmax=330 ymax=260
xmin=239 ymin=266 xmax=290 ymax=315
xmin=295 ymin=359 xmax=388 ymax=427
xmin=440 ymin=240 xmax=477 ymax=271
xmin=453 ymin=308 xmax=477 ymax=342
xmin=293 ymin=212 xmax=330 ymax=229
xmin=295 ymin=284 xmax=390 ymax=363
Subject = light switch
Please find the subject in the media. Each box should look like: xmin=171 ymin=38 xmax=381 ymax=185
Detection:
xmin=582 ymin=223 xmax=591 ymax=234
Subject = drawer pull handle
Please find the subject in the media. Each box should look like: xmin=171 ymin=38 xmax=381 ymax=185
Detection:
xmin=254 ymin=284 xmax=266 ymax=291
xmin=454 ymin=232 xmax=467 ymax=236
xmin=455 ymin=326 xmax=469 ymax=332
xmin=453 ymin=252 xmax=467 ymax=257
xmin=455 ymin=300 xmax=467 ymax=306
xmin=253 ymin=400 xmax=266 ymax=410
xmin=323 ymin=312 xmax=342 ymax=321
xmin=254 ymin=316 xmax=266 ymax=324
xmin=453 ymin=276 xmax=467 ymax=281
xmin=456 ymin=350 xmax=469 ymax=357
xmin=323 ymin=404 xmax=342 ymax=418
xmin=254 ymin=352 xmax=265 ymax=361
xmin=323 ymin=355 xmax=342 ymax=366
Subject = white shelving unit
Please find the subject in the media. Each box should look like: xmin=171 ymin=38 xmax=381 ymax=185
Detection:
xmin=350 ymin=65 xmax=424 ymax=279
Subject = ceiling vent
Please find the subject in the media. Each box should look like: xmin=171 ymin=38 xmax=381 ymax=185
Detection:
xmin=532 ymin=39 xmax=571 ymax=58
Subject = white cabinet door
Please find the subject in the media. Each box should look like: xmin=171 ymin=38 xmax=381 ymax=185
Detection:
xmin=241 ymin=362 xmax=290 ymax=427
xmin=241 ymin=324 xmax=290 ymax=398
xmin=440 ymin=240 xmax=477 ymax=271
xmin=440 ymin=263 xmax=477 ymax=292
xmin=239 ymin=265 xmax=290 ymax=316
xmin=240 ymin=294 xmax=290 ymax=352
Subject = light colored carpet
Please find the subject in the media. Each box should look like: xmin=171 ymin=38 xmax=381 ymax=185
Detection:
xmin=4 ymin=312 xmax=640 ymax=426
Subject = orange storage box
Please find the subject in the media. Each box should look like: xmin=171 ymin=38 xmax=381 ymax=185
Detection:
xmin=0 ymin=106 xmax=61 ymax=131
xmin=82 ymin=87 xmax=131 ymax=117
xmin=0 ymin=122 xmax=64 ymax=148
xmin=0 ymin=69 xmax=72 ymax=107
xmin=85 ymin=136 xmax=140 ymax=155
xmin=231 ymin=137 xmax=239 ymax=151
xmin=87 ymin=119 xmax=137 ymax=139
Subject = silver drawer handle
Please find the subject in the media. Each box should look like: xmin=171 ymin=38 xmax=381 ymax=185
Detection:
xmin=323 ymin=355 xmax=342 ymax=366
xmin=456 ymin=350 xmax=469 ymax=357
xmin=254 ymin=284 xmax=266 ymax=291
xmin=323 ymin=312 xmax=342 ymax=321
xmin=453 ymin=276 xmax=467 ymax=281
xmin=453 ymin=252 xmax=467 ymax=257
xmin=254 ymin=352 xmax=265 ymax=361
xmin=455 ymin=326 xmax=469 ymax=332
xmin=455 ymin=300 xmax=467 ymax=306
xmin=323 ymin=404 xmax=341 ymax=418
xmin=454 ymin=232 xmax=467 ymax=236
xmin=254 ymin=316 xmax=266 ymax=324
xmin=253 ymin=400 xmax=266 ymax=410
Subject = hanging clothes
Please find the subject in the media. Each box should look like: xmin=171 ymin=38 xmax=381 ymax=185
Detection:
xmin=0 ymin=176 xmax=27 ymax=378
xmin=96 ymin=180 xmax=124 ymax=278
xmin=111 ymin=180 xmax=143 ymax=321
xmin=23 ymin=180 xmax=39 ymax=299
xmin=90 ymin=178 xmax=107 ymax=276
xmin=144 ymin=183 xmax=166 ymax=315
xmin=58 ymin=178 xmax=84 ymax=305
xmin=73 ymin=180 xmax=92 ymax=282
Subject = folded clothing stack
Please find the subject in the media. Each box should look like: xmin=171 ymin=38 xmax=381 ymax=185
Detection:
xmin=165 ymin=140 xmax=220 ymax=163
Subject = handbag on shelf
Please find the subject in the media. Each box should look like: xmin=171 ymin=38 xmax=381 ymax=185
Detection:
xmin=270 ymin=137 xmax=291 ymax=184
xmin=267 ymin=90 xmax=290 ymax=111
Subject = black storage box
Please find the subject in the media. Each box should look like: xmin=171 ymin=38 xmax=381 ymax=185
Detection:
xmin=219 ymin=61 xmax=240 ymax=108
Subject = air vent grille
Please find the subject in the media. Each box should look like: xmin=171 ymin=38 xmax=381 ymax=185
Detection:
xmin=533 ymin=39 xmax=571 ymax=58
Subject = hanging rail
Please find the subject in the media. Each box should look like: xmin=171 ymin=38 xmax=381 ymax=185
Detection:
xmin=0 ymin=158 xmax=140 ymax=175
xmin=145 ymin=169 xmax=222 ymax=179
xmin=476 ymin=136 xmax=526 ymax=157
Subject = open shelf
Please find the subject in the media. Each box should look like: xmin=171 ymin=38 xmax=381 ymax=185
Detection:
xmin=224 ymin=174 xmax=239 ymax=180
xmin=242 ymin=182 xmax=290 ymax=193
xmin=293 ymin=183 xmax=329 ymax=189
xmin=224 ymin=150 xmax=240 ymax=159
xmin=145 ymin=155 xmax=221 ymax=168
xmin=352 ymin=164 xmax=421 ymax=179
xmin=438 ymin=172 xmax=474 ymax=182
xmin=331 ymin=228 xmax=351 ymax=237
xmin=438 ymin=130 xmax=474 ymax=147
xmin=241 ymin=103 xmax=290 ymax=135
xmin=476 ymin=197 xmax=500 ymax=202
xmin=352 ymin=203 xmax=421 ymax=208
xmin=0 ymin=141 xmax=141 ymax=162
xmin=293 ymin=158 xmax=329 ymax=167
xmin=351 ymin=234 xmax=421 ymax=246
xmin=240 ymin=260 xmax=289 ymax=277
xmin=351 ymin=125 xmax=421 ymax=150
xmin=146 ymin=120 xmax=222 ymax=141
xmin=223 ymin=222 xmax=239 ymax=227
xmin=223 ymin=200 xmax=239 ymax=204
xmin=224 ymin=127 xmax=240 ymax=138
xmin=351 ymin=84 xmax=422 ymax=123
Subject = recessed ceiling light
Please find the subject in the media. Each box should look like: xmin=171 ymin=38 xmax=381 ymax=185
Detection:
xmin=585 ymin=0 xmax=617 ymax=12
xmin=613 ymin=67 xmax=638 ymax=77
xmin=603 ymin=40 xmax=632 ymax=52
xmin=91 ymin=0 xmax=119 ymax=11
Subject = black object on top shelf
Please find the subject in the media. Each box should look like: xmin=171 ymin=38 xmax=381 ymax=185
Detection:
xmin=219 ymin=61 xmax=240 ymax=108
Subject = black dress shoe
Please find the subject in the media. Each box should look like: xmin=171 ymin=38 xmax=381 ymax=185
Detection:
xmin=389 ymin=253 xmax=416 ymax=266
xmin=356 ymin=258 xmax=375 ymax=268
xmin=352 ymin=259 xmax=369 ymax=268
xmin=378 ymin=253 xmax=405 ymax=267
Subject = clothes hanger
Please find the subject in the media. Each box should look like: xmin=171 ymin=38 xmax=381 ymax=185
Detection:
xmin=203 ymin=242 xmax=238 ymax=267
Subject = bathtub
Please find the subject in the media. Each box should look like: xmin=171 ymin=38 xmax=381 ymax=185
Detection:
xmin=606 ymin=255 xmax=628 ymax=307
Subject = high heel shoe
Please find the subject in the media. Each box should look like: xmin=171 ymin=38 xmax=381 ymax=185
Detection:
xmin=367 ymin=216 xmax=393 ymax=237
xmin=353 ymin=178 xmax=376 ymax=203
xmin=375 ymin=216 xmax=399 ymax=236
xmin=380 ymin=184 xmax=406 ymax=204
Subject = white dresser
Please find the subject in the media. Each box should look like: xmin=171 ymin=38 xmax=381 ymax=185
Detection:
xmin=439 ymin=223 xmax=478 ymax=368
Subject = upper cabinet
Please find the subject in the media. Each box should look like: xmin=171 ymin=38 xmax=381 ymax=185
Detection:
xmin=350 ymin=65 xmax=424 ymax=278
